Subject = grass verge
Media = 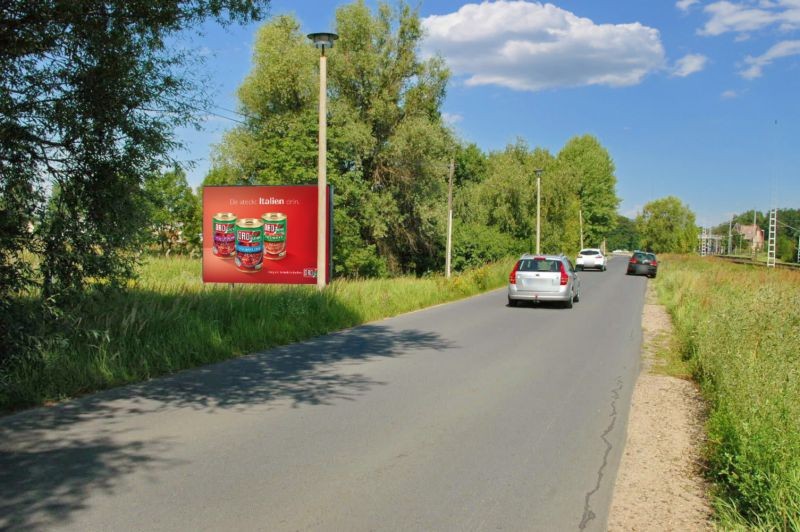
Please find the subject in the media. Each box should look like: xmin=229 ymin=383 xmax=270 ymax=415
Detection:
xmin=0 ymin=257 xmax=514 ymax=412
xmin=654 ymin=254 xmax=800 ymax=529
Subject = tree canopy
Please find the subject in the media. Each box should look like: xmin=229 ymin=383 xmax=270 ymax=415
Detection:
xmin=208 ymin=1 xmax=453 ymax=275
xmin=1 ymin=0 xmax=270 ymax=364
xmin=557 ymin=135 xmax=620 ymax=247
xmin=636 ymin=196 xmax=699 ymax=253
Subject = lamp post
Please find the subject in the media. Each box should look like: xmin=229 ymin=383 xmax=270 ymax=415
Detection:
xmin=534 ymin=168 xmax=543 ymax=254
xmin=308 ymin=32 xmax=338 ymax=290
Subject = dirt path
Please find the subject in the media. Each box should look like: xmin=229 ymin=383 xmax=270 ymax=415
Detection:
xmin=607 ymin=283 xmax=713 ymax=531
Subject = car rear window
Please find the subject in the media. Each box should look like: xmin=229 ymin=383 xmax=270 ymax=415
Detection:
xmin=518 ymin=259 xmax=561 ymax=272
xmin=580 ymin=250 xmax=598 ymax=255
xmin=633 ymin=252 xmax=648 ymax=260
xmin=647 ymin=253 xmax=657 ymax=261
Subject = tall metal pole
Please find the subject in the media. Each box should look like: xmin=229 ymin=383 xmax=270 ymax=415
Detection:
xmin=445 ymin=158 xmax=454 ymax=279
xmin=752 ymin=209 xmax=757 ymax=259
xmin=536 ymin=174 xmax=541 ymax=254
xmin=316 ymin=50 xmax=328 ymax=290
xmin=579 ymin=209 xmax=584 ymax=250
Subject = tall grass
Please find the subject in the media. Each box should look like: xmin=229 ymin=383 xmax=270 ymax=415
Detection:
xmin=1 ymin=257 xmax=514 ymax=411
xmin=656 ymin=255 xmax=800 ymax=529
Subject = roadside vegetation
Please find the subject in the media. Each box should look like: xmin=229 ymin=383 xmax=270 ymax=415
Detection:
xmin=1 ymin=1 xmax=620 ymax=411
xmin=0 ymin=256 xmax=513 ymax=412
xmin=655 ymin=255 xmax=800 ymax=529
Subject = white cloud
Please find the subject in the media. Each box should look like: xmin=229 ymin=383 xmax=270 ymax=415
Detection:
xmin=442 ymin=112 xmax=464 ymax=125
xmin=677 ymin=0 xmax=700 ymax=11
xmin=699 ymin=0 xmax=800 ymax=36
xmin=672 ymin=53 xmax=709 ymax=76
xmin=422 ymin=1 xmax=665 ymax=91
xmin=721 ymin=89 xmax=739 ymax=98
xmin=740 ymin=39 xmax=800 ymax=77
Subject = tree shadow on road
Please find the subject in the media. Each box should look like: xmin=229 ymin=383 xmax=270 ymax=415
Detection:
xmin=0 ymin=323 xmax=454 ymax=529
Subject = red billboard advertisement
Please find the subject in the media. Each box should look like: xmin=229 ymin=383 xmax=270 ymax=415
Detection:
xmin=202 ymin=185 xmax=332 ymax=284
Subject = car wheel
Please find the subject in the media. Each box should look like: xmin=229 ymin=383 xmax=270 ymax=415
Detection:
xmin=563 ymin=294 xmax=574 ymax=309
xmin=573 ymin=290 xmax=580 ymax=303
xmin=508 ymin=298 xmax=518 ymax=307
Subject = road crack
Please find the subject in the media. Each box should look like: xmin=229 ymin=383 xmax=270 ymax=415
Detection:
xmin=579 ymin=376 xmax=623 ymax=530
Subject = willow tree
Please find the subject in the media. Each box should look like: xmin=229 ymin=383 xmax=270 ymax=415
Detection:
xmin=208 ymin=1 xmax=453 ymax=276
xmin=454 ymin=140 xmax=582 ymax=260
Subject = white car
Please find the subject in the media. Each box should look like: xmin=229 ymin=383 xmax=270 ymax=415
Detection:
xmin=576 ymin=248 xmax=607 ymax=271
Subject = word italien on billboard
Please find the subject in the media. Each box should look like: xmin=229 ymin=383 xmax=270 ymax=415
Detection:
xmin=202 ymin=185 xmax=331 ymax=285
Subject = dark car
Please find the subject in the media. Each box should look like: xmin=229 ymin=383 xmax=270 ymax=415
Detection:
xmin=627 ymin=252 xmax=658 ymax=278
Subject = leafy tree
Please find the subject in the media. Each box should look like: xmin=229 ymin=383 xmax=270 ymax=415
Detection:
xmin=0 ymin=1 xmax=270 ymax=364
xmin=606 ymin=215 xmax=639 ymax=251
xmin=636 ymin=196 xmax=699 ymax=253
xmin=208 ymin=1 xmax=453 ymax=276
xmin=143 ymin=166 xmax=201 ymax=254
xmin=454 ymin=139 xmax=582 ymax=260
xmin=453 ymin=142 xmax=488 ymax=186
xmin=557 ymin=135 xmax=620 ymax=247
xmin=1 ymin=0 xmax=268 ymax=297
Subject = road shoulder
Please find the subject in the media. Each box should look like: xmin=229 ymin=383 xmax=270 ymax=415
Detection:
xmin=607 ymin=282 xmax=713 ymax=531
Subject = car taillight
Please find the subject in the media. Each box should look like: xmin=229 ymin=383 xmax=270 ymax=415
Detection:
xmin=630 ymin=258 xmax=638 ymax=264
xmin=559 ymin=262 xmax=569 ymax=285
xmin=651 ymin=260 xmax=658 ymax=266
xmin=509 ymin=260 xmax=521 ymax=284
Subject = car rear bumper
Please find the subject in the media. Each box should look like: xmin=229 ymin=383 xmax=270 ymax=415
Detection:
xmin=627 ymin=264 xmax=656 ymax=275
xmin=508 ymin=284 xmax=571 ymax=302
xmin=577 ymin=261 xmax=605 ymax=269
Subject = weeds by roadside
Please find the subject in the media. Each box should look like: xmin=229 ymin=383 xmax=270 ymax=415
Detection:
xmin=655 ymin=255 xmax=800 ymax=530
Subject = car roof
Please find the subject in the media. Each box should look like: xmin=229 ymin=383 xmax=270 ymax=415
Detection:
xmin=520 ymin=253 xmax=567 ymax=260
xmin=579 ymin=248 xmax=602 ymax=253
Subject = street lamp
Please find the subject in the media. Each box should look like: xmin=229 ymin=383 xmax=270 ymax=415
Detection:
xmin=534 ymin=168 xmax=543 ymax=254
xmin=308 ymin=32 xmax=338 ymax=290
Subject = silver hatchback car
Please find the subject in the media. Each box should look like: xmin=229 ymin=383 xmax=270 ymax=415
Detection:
xmin=508 ymin=254 xmax=581 ymax=308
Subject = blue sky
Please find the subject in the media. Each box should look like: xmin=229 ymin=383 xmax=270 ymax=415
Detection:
xmin=174 ymin=0 xmax=800 ymax=227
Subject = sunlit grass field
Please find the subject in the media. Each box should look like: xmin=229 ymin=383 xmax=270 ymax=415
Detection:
xmin=655 ymin=255 xmax=800 ymax=529
xmin=1 ymin=256 xmax=514 ymax=411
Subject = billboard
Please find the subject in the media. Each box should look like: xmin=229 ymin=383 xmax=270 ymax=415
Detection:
xmin=202 ymin=185 xmax=332 ymax=284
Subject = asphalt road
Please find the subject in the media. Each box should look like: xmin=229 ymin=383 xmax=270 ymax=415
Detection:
xmin=0 ymin=257 xmax=647 ymax=531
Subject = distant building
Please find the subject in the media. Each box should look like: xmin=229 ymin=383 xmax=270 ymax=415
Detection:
xmin=735 ymin=223 xmax=764 ymax=251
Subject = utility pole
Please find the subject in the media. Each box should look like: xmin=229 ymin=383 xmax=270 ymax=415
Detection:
xmin=752 ymin=209 xmax=757 ymax=259
xmin=579 ymin=209 xmax=584 ymax=250
xmin=445 ymin=158 xmax=454 ymax=279
xmin=727 ymin=214 xmax=733 ymax=255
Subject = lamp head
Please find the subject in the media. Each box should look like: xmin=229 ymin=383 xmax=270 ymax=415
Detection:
xmin=307 ymin=32 xmax=339 ymax=53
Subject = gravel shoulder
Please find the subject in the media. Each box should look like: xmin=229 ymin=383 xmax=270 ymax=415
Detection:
xmin=607 ymin=282 xmax=714 ymax=531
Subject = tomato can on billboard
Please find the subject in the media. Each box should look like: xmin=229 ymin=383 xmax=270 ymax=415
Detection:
xmin=202 ymin=185 xmax=332 ymax=284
